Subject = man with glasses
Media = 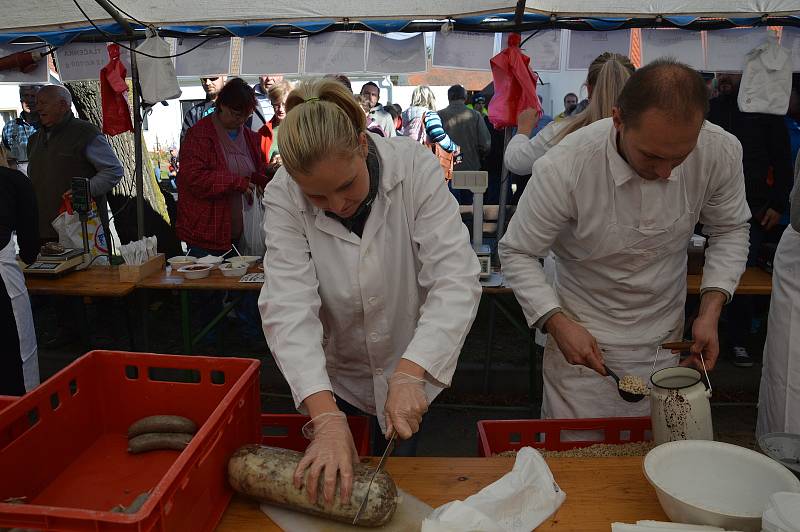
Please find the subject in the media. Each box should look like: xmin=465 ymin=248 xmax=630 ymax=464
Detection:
xmin=180 ymin=75 xmax=226 ymax=143
xmin=2 ymin=85 xmax=42 ymax=175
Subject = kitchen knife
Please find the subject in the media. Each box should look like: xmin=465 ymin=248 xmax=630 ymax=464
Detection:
xmin=352 ymin=432 xmax=397 ymax=525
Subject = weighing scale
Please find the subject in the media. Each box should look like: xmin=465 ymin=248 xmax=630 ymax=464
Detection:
xmin=451 ymin=171 xmax=501 ymax=285
xmin=23 ymin=178 xmax=93 ymax=276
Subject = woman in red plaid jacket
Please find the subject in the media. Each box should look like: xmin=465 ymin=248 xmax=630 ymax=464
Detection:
xmin=177 ymin=78 xmax=268 ymax=256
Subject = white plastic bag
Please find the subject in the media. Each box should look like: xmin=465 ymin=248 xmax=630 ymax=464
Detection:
xmin=240 ymin=189 xmax=266 ymax=257
xmin=51 ymin=200 xmax=109 ymax=258
xmin=422 ymin=447 xmax=566 ymax=532
xmin=135 ymin=30 xmax=181 ymax=105
xmin=738 ymin=34 xmax=792 ymax=115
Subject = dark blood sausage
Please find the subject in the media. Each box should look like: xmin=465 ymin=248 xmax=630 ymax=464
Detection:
xmin=127 ymin=415 xmax=197 ymax=439
xmin=127 ymin=432 xmax=192 ymax=454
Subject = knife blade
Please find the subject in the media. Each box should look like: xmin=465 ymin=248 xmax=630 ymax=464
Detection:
xmin=352 ymin=432 xmax=397 ymax=525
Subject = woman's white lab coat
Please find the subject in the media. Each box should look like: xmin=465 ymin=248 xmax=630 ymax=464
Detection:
xmin=259 ymin=135 xmax=481 ymax=431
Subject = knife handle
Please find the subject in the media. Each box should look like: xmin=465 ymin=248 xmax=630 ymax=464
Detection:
xmin=661 ymin=341 xmax=693 ymax=351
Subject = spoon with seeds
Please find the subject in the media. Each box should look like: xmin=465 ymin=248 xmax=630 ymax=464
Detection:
xmin=603 ymin=364 xmax=648 ymax=402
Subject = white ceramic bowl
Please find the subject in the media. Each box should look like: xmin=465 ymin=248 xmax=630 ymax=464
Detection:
xmin=196 ymin=255 xmax=223 ymax=265
xmin=227 ymin=255 xmax=260 ymax=267
xmin=643 ymin=440 xmax=800 ymax=531
xmin=218 ymin=262 xmax=248 ymax=277
xmin=167 ymin=255 xmax=196 ymax=267
xmin=177 ymin=264 xmax=212 ymax=279
xmin=759 ymin=433 xmax=800 ymax=476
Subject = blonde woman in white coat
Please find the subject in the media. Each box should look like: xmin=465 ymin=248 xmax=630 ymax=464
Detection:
xmin=757 ymin=153 xmax=800 ymax=437
xmin=258 ymin=79 xmax=481 ymax=506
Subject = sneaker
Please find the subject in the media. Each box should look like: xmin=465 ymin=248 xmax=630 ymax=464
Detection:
xmin=732 ymin=346 xmax=754 ymax=367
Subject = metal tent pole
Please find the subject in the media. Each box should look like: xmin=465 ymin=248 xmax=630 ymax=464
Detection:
xmin=495 ymin=128 xmax=512 ymax=242
xmin=93 ymin=0 xmax=145 ymax=240
xmin=496 ymin=0 xmax=527 ymax=244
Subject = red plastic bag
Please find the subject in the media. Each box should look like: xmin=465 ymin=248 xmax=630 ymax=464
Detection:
xmin=99 ymin=43 xmax=133 ymax=136
xmin=488 ymin=33 xmax=542 ymax=129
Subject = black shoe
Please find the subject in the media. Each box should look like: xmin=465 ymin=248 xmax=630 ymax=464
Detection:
xmin=732 ymin=346 xmax=754 ymax=367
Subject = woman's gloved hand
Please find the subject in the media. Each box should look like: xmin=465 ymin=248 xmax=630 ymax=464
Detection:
xmin=384 ymin=372 xmax=428 ymax=439
xmin=293 ymin=411 xmax=359 ymax=505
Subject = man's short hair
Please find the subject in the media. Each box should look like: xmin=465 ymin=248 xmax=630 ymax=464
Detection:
xmin=360 ymin=81 xmax=379 ymax=93
xmin=616 ymin=58 xmax=708 ymax=128
xmin=39 ymin=85 xmax=72 ymax=107
xmin=19 ymin=84 xmax=43 ymax=96
xmin=563 ymin=92 xmax=577 ymax=103
xmin=448 ymin=85 xmax=467 ymax=102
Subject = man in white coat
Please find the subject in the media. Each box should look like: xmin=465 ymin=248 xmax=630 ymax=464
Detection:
xmin=499 ymin=59 xmax=751 ymax=419
xmin=756 ymin=152 xmax=800 ymax=437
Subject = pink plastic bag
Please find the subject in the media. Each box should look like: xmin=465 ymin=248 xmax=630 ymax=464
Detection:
xmin=488 ymin=33 xmax=541 ymax=129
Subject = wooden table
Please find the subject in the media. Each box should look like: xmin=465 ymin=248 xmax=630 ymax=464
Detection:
xmin=484 ymin=266 xmax=772 ymax=297
xmin=138 ymin=267 xmax=263 ymax=352
xmin=24 ymin=265 xmax=136 ymax=297
xmin=687 ymin=266 xmax=772 ymax=295
xmin=137 ymin=267 xmax=263 ymax=292
xmin=216 ymin=456 xmax=668 ymax=531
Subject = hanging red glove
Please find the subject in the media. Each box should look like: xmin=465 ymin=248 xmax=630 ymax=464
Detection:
xmin=488 ymin=33 xmax=542 ymax=130
xmin=99 ymin=43 xmax=133 ymax=136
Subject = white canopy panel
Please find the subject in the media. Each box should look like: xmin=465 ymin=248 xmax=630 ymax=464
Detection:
xmin=523 ymin=0 xmax=800 ymax=17
xmin=2 ymin=1 xmax=519 ymax=32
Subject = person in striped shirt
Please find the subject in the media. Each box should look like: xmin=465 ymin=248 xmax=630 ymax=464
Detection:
xmin=400 ymin=85 xmax=458 ymax=154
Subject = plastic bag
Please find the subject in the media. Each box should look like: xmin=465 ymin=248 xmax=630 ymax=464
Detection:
xmin=99 ymin=43 xmax=133 ymax=136
xmin=738 ymin=34 xmax=792 ymax=115
xmin=51 ymin=197 xmax=109 ymax=257
xmin=422 ymin=447 xmax=565 ymax=532
xmin=135 ymin=29 xmax=181 ymax=106
xmin=240 ymin=188 xmax=266 ymax=257
xmin=488 ymin=33 xmax=542 ymax=129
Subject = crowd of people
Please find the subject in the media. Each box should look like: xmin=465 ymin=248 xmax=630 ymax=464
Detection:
xmin=1 ymin=52 xmax=799 ymax=506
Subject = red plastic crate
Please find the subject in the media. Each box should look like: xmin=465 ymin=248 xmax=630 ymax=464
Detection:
xmin=477 ymin=417 xmax=652 ymax=456
xmin=0 ymin=396 xmax=16 ymax=411
xmin=0 ymin=350 xmax=260 ymax=531
xmin=260 ymin=413 xmax=371 ymax=456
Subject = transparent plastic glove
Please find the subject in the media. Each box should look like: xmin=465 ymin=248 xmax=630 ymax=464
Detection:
xmin=385 ymin=372 xmax=428 ymax=439
xmin=293 ymin=411 xmax=359 ymax=505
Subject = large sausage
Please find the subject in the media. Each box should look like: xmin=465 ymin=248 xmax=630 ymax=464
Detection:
xmin=228 ymin=445 xmax=398 ymax=527
xmin=127 ymin=415 xmax=197 ymax=438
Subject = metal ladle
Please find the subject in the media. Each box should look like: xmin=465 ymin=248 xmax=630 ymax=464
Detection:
xmin=603 ymin=364 xmax=647 ymax=402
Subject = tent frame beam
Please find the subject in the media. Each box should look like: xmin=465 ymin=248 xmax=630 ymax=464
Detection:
xmin=7 ymin=14 xmax=800 ymax=46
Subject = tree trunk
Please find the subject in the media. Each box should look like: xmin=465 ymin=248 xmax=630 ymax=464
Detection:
xmin=64 ymin=80 xmax=181 ymax=257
